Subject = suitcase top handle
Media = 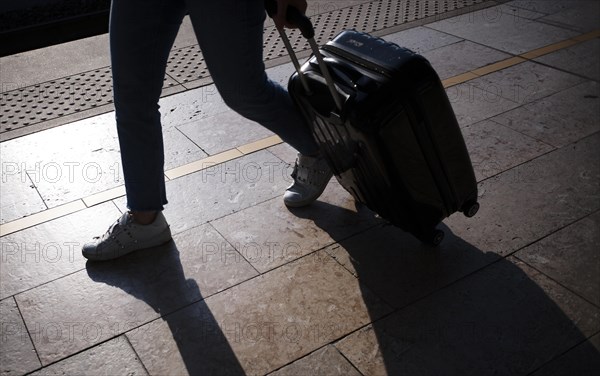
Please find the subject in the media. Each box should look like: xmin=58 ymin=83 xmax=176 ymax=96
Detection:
xmin=264 ymin=0 xmax=344 ymax=112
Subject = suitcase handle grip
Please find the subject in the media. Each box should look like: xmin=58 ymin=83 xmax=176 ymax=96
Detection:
xmin=264 ymin=0 xmax=344 ymax=111
xmin=264 ymin=0 xmax=314 ymax=39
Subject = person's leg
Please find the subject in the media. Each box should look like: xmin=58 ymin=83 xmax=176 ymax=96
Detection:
xmin=184 ymin=0 xmax=319 ymax=156
xmin=83 ymin=0 xmax=185 ymax=260
xmin=184 ymin=0 xmax=331 ymax=207
xmin=111 ymin=0 xmax=186 ymax=215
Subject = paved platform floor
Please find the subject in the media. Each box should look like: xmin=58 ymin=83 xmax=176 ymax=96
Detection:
xmin=1 ymin=0 xmax=599 ymax=375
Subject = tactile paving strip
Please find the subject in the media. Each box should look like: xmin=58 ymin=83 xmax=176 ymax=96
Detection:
xmin=0 ymin=68 xmax=179 ymax=132
xmin=1 ymin=0 xmax=486 ymax=136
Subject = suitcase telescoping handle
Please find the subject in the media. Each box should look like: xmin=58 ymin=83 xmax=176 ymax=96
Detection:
xmin=264 ymin=0 xmax=344 ymax=112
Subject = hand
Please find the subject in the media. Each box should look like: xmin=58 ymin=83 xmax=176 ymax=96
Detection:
xmin=273 ymin=0 xmax=308 ymax=30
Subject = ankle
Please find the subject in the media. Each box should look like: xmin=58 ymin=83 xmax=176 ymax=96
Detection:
xmin=130 ymin=210 xmax=158 ymax=225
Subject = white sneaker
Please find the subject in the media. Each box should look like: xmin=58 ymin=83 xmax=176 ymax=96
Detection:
xmin=283 ymin=153 xmax=333 ymax=207
xmin=82 ymin=211 xmax=172 ymax=261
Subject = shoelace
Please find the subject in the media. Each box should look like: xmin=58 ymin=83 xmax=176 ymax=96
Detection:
xmin=94 ymin=214 xmax=130 ymax=242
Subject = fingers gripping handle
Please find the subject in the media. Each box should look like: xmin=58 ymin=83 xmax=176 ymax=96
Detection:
xmin=264 ymin=0 xmax=343 ymax=112
xmin=264 ymin=0 xmax=314 ymax=39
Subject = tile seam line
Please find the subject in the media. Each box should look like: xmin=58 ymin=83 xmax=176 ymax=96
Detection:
xmin=264 ymin=342 xmax=366 ymax=376
xmin=11 ymin=295 xmax=44 ymax=368
xmin=524 ymin=329 xmax=600 ymax=376
xmin=513 ymin=253 xmax=600 ymax=310
xmin=122 ymin=334 xmax=152 ymax=376
xmin=316 ymin=222 xmax=401 ymax=310
xmin=333 ymin=344 xmax=367 ymax=376
xmin=506 ymin=207 xmax=600 ymax=310
xmin=475 ymin=130 xmax=600 ymax=186
xmin=1 ymin=28 xmax=598 ymax=237
xmin=484 ymin=117 xmax=557 ymax=151
xmin=207 ymin=221 xmax=262 ymax=276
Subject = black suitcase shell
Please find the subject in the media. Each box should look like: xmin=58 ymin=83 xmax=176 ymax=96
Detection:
xmin=288 ymin=30 xmax=479 ymax=245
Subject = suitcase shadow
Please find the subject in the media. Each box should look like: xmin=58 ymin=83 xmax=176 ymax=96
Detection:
xmin=288 ymin=201 xmax=600 ymax=374
xmin=85 ymin=241 xmax=246 ymax=375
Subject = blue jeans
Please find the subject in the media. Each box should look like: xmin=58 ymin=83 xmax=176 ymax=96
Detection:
xmin=110 ymin=0 xmax=318 ymax=211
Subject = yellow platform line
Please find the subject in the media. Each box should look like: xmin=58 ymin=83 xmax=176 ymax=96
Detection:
xmin=236 ymin=135 xmax=283 ymax=155
xmin=165 ymin=149 xmax=244 ymax=180
xmin=0 ymin=201 xmax=87 ymax=237
xmin=1 ymin=29 xmax=598 ymax=237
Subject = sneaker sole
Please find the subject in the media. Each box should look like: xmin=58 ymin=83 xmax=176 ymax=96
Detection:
xmin=283 ymin=174 xmax=334 ymax=208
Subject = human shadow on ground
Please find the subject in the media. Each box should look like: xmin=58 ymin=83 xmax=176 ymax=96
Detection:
xmin=86 ymin=240 xmax=246 ymax=375
xmin=288 ymin=200 xmax=600 ymax=375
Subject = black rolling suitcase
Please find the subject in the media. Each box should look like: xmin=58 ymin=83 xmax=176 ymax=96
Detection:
xmin=268 ymin=4 xmax=479 ymax=245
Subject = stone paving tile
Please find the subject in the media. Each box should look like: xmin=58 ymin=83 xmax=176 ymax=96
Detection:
xmin=462 ymin=119 xmax=555 ymax=181
xmin=0 ymin=297 xmax=41 ymax=375
xmin=468 ymin=61 xmax=585 ymax=106
xmin=158 ymin=88 xmax=229 ymax=131
xmin=114 ymin=150 xmax=291 ymax=235
xmin=535 ymin=39 xmax=600 ymax=81
xmin=491 ymin=81 xmax=600 ymax=148
xmin=515 ymin=210 xmax=600 ymax=306
xmin=125 ymin=299 xmax=247 ymax=376
xmin=532 ymin=333 xmax=600 ymax=376
xmin=508 ymin=0 xmax=592 ymax=15
xmin=538 ymin=0 xmax=600 ymax=33
xmin=0 ymin=113 xmax=122 ymax=209
xmin=335 ymin=257 xmax=600 ymax=375
xmin=427 ymin=5 xmax=579 ymax=55
xmin=162 ymin=126 xmax=209 ymax=170
xmin=29 ymin=336 xmax=148 ymax=376
xmin=325 ymin=223 xmax=500 ymax=309
xmin=211 ymin=180 xmax=380 ymax=273
xmin=267 ymin=142 xmax=298 ymax=165
xmin=268 ymin=345 xmax=362 ymax=376
xmin=265 ymin=62 xmax=296 ymax=88
xmin=382 ymin=26 xmax=463 ymax=54
xmin=422 ymin=40 xmax=512 ymax=80
xmin=445 ymin=133 xmax=600 ymax=256
xmin=15 ymin=266 xmax=157 ymax=365
xmin=15 ymin=222 xmax=257 ymax=365
xmin=0 ymin=111 xmax=205 ymax=207
xmin=0 ymin=202 xmax=119 ymax=299
xmin=446 ymin=82 xmax=520 ymax=127
xmin=492 ymin=2 xmax=548 ymax=20
xmin=177 ymin=110 xmax=274 ymax=156
xmin=127 ymin=250 xmax=392 ymax=375
xmin=172 ymin=16 xmax=198 ymax=50
xmin=0 ymin=156 xmax=47 ymax=224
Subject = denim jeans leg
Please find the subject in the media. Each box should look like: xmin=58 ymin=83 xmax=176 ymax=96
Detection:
xmin=110 ymin=0 xmax=186 ymax=211
xmin=185 ymin=0 xmax=320 ymax=156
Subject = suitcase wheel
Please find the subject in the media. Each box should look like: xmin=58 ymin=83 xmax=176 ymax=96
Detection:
xmin=427 ymin=229 xmax=445 ymax=247
xmin=462 ymin=201 xmax=480 ymax=218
